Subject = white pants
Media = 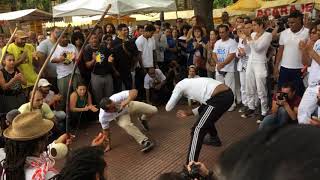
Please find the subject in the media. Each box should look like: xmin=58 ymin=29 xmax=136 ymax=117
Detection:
xmin=216 ymin=71 xmax=236 ymax=107
xmin=298 ymin=85 xmax=319 ymax=124
xmin=246 ymin=62 xmax=269 ymax=115
xmin=239 ymin=71 xmax=248 ymax=106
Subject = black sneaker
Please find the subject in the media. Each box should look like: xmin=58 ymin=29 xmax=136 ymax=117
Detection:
xmin=256 ymin=115 xmax=265 ymax=124
xmin=138 ymin=117 xmax=149 ymax=131
xmin=238 ymin=106 xmax=248 ymax=113
xmin=203 ymin=134 xmax=222 ymax=147
xmin=141 ymin=139 xmax=154 ymax=152
xmin=241 ymin=109 xmax=255 ymax=118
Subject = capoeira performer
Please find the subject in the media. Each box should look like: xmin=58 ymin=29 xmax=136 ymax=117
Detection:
xmin=98 ymin=89 xmax=157 ymax=152
xmin=165 ymin=77 xmax=234 ymax=163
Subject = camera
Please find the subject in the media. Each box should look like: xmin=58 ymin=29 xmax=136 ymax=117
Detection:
xmin=277 ymin=92 xmax=288 ymax=101
xmin=180 ymin=163 xmax=201 ymax=179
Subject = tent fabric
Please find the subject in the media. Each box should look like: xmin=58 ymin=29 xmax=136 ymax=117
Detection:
xmin=53 ymin=0 xmax=176 ymax=17
xmin=131 ymin=8 xmax=255 ymax=21
xmin=0 ymin=9 xmax=52 ymax=21
xmin=227 ymin=0 xmax=261 ymax=11
xmin=258 ymin=0 xmax=320 ymax=10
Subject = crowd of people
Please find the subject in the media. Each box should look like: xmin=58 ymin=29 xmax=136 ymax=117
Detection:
xmin=0 ymin=8 xmax=319 ymax=180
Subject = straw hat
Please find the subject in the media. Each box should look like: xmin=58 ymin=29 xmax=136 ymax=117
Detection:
xmin=3 ymin=112 xmax=54 ymax=141
xmin=15 ymin=30 xmax=28 ymax=39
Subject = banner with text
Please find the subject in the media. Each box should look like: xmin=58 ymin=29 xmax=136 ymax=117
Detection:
xmin=256 ymin=3 xmax=313 ymax=17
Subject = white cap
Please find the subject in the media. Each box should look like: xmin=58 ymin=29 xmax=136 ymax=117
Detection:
xmin=38 ymin=78 xmax=51 ymax=87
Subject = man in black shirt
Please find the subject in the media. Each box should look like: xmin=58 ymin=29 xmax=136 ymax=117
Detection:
xmin=84 ymin=33 xmax=114 ymax=103
xmin=112 ymin=24 xmax=140 ymax=93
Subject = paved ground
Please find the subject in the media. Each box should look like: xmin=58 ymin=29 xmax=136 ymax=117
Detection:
xmin=56 ymin=104 xmax=258 ymax=180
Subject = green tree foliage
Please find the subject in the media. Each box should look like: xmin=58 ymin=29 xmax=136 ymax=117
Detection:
xmin=213 ymin=0 xmax=233 ymax=8
xmin=3 ymin=0 xmax=68 ymax=12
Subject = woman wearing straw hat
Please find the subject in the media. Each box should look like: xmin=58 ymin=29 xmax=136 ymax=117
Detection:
xmin=0 ymin=112 xmax=106 ymax=180
xmin=0 ymin=112 xmax=69 ymax=180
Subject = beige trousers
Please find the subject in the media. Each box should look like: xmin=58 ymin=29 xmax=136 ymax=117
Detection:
xmin=116 ymin=101 xmax=158 ymax=144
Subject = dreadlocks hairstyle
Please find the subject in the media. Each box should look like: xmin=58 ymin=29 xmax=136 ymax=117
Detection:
xmin=51 ymin=146 xmax=106 ymax=180
xmin=3 ymin=135 xmax=48 ymax=180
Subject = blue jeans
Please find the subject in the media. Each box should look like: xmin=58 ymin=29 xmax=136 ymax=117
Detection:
xmin=259 ymin=107 xmax=290 ymax=129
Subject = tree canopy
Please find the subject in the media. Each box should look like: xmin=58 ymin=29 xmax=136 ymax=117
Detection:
xmin=3 ymin=0 xmax=67 ymax=12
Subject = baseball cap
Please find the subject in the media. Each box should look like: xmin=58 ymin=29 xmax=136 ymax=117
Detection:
xmin=38 ymin=78 xmax=51 ymax=87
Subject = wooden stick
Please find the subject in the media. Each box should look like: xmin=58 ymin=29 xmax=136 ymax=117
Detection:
xmin=0 ymin=27 xmax=18 ymax=63
xmin=30 ymin=24 xmax=72 ymax=111
xmin=65 ymin=4 xmax=112 ymax=134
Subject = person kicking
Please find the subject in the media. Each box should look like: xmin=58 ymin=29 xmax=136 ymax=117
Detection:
xmin=165 ymin=77 xmax=234 ymax=163
xmin=99 ymin=89 xmax=157 ymax=152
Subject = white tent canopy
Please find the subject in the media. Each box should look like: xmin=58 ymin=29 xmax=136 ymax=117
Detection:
xmin=0 ymin=9 xmax=52 ymax=21
xmin=53 ymin=0 xmax=176 ymax=17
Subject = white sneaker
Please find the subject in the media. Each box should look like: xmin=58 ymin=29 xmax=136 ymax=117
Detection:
xmin=228 ymin=106 xmax=235 ymax=112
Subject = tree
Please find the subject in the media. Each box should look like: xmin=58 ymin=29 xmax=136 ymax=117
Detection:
xmin=3 ymin=0 xmax=55 ymax=12
xmin=192 ymin=0 xmax=214 ymax=31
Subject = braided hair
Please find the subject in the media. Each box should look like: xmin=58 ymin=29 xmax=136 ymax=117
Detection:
xmin=3 ymin=135 xmax=48 ymax=180
xmin=51 ymin=146 xmax=106 ymax=180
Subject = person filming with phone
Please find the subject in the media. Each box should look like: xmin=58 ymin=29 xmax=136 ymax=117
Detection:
xmin=259 ymin=82 xmax=301 ymax=129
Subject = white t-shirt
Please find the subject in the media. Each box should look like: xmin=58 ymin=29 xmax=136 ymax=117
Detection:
xmin=165 ymin=78 xmax=222 ymax=111
xmin=99 ymin=90 xmax=130 ymax=129
xmin=236 ymin=38 xmax=251 ymax=71
xmin=144 ymin=69 xmax=166 ymax=89
xmin=308 ymin=39 xmax=320 ymax=85
xmin=248 ymin=32 xmax=272 ymax=63
xmin=213 ymin=38 xmax=237 ymax=72
xmin=135 ymin=35 xmax=156 ymax=68
xmin=279 ymin=27 xmax=309 ymax=69
xmin=50 ymin=44 xmax=79 ymax=79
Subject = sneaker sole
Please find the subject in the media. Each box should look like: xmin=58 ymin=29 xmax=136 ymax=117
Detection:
xmin=141 ymin=143 xmax=154 ymax=153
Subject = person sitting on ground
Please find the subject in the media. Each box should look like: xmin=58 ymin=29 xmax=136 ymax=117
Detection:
xmin=0 ymin=109 xmax=20 ymax=148
xmin=259 ymin=82 xmax=301 ymax=129
xmin=69 ymin=83 xmax=98 ymax=129
xmin=144 ymin=67 xmax=168 ymax=105
xmin=0 ymin=53 xmax=27 ymax=113
xmin=99 ymin=89 xmax=157 ymax=152
xmin=187 ymin=65 xmax=200 ymax=106
xmin=38 ymin=78 xmax=62 ymax=108
xmin=38 ymin=78 xmax=65 ymax=120
xmin=19 ymin=90 xmax=57 ymax=122
xmin=188 ymin=65 xmax=200 ymax=78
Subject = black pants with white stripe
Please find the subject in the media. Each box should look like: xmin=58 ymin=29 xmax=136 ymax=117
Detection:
xmin=187 ymin=89 xmax=234 ymax=163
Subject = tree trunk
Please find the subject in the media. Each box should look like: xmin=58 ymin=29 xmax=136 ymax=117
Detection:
xmin=192 ymin=0 xmax=214 ymax=31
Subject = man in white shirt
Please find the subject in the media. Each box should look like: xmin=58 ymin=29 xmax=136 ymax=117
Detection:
xmin=213 ymin=24 xmax=238 ymax=111
xmin=51 ymin=32 xmax=81 ymax=108
xmin=274 ymin=10 xmax=309 ymax=97
xmin=165 ymin=78 xmax=234 ymax=164
xmin=298 ymin=36 xmax=320 ymax=125
xmin=99 ymin=89 xmax=158 ymax=152
xmin=135 ymin=24 xmax=157 ymax=69
xmin=236 ymin=23 xmax=252 ymax=113
xmin=144 ymin=67 xmax=167 ymax=104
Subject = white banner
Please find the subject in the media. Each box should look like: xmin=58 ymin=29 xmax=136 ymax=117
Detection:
xmin=256 ymin=3 xmax=313 ymax=17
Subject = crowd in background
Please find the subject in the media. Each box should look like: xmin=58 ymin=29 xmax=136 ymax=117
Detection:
xmin=0 ymin=8 xmax=320 ymax=180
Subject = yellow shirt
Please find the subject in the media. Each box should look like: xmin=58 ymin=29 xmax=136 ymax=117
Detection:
xmin=2 ymin=43 xmax=37 ymax=88
xmin=18 ymin=102 xmax=55 ymax=120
